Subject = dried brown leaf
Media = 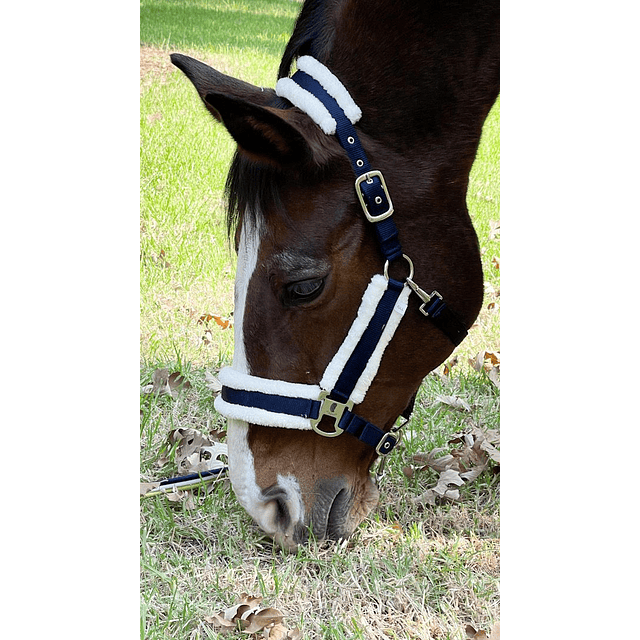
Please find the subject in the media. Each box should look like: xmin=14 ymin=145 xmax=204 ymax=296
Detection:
xmin=436 ymin=395 xmax=471 ymax=411
xmin=198 ymin=313 xmax=232 ymax=329
xmin=205 ymin=595 xmax=297 ymax=638
xmin=410 ymin=426 xmax=499 ymax=505
xmin=204 ymin=612 xmax=235 ymax=631
xmin=242 ymin=608 xmax=284 ymax=633
xmin=139 ymin=482 xmax=160 ymax=496
xmin=484 ymin=351 xmax=500 ymax=366
xmin=411 ymin=447 xmax=456 ymax=472
xmin=265 ymin=624 xmax=302 ymax=640
xmin=170 ymin=428 xmax=224 ymax=475
xmin=205 ymin=370 xmax=223 ymax=395
xmin=487 ymin=366 xmax=500 ymax=389
xmin=466 ymin=625 xmax=487 ymax=639
xmin=143 ymin=368 xmax=191 ymax=398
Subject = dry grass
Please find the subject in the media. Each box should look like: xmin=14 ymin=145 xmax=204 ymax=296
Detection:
xmin=140 ymin=370 xmax=499 ymax=639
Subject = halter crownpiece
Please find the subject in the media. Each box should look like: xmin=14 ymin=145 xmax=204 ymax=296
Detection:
xmin=214 ymin=57 xmax=468 ymax=456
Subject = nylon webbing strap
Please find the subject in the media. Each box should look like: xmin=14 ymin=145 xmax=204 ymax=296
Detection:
xmin=285 ymin=64 xmax=468 ymax=346
xmin=291 ymin=70 xmax=403 ymax=263
xmin=327 ymin=277 xmax=404 ymax=404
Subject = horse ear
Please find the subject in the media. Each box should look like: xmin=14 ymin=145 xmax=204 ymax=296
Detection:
xmin=171 ymin=53 xmax=321 ymax=167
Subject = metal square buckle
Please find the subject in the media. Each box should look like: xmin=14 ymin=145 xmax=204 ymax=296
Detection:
xmin=355 ymin=170 xmax=394 ymax=223
xmin=419 ymin=291 xmax=443 ymax=317
xmin=375 ymin=431 xmax=398 ymax=455
xmin=310 ymin=391 xmax=354 ymax=437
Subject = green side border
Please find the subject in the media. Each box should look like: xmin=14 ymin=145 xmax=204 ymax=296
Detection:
xmin=0 ymin=0 xmax=139 ymax=640
xmin=501 ymin=2 xmax=638 ymax=640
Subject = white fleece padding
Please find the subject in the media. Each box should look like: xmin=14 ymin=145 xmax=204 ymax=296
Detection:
xmin=344 ymin=284 xmax=411 ymax=404
xmin=296 ymin=56 xmax=362 ymax=124
xmin=215 ymin=395 xmax=314 ymax=430
xmin=275 ymin=77 xmax=337 ymax=135
xmin=215 ymin=367 xmax=320 ymax=430
xmin=320 ymin=275 xmax=411 ymax=404
xmin=216 ymin=275 xmax=411 ymax=430
xmin=219 ymin=367 xmax=321 ymax=400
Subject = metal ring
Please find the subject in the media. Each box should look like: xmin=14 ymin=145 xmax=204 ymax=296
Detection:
xmin=384 ymin=254 xmax=414 ymax=281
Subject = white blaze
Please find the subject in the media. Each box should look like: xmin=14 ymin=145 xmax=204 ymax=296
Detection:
xmin=223 ymin=217 xmax=304 ymax=541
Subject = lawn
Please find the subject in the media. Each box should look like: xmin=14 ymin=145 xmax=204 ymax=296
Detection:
xmin=140 ymin=1 xmax=500 ymax=638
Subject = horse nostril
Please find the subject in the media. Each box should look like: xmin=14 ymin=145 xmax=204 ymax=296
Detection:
xmin=326 ymin=488 xmax=352 ymax=540
xmin=261 ymin=484 xmax=293 ymax=532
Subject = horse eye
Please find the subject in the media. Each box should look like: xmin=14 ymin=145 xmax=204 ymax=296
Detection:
xmin=283 ymin=278 xmax=325 ymax=306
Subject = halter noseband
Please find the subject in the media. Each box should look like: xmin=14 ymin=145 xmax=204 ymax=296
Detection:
xmin=214 ymin=57 xmax=467 ymax=456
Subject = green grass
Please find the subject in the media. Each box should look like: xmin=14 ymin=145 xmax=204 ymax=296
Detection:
xmin=141 ymin=1 xmax=499 ymax=637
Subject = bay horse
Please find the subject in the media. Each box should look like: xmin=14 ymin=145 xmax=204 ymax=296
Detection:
xmin=171 ymin=0 xmax=499 ymax=549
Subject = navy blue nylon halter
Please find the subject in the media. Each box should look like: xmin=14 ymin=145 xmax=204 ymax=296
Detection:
xmin=290 ymin=67 xmax=468 ymax=346
xmin=217 ymin=58 xmax=468 ymax=456
xmin=222 ymin=276 xmax=406 ymax=454
xmin=292 ymin=69 xmax=403 ymax=264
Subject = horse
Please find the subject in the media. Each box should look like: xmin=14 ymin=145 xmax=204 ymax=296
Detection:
xmin=171 ymin=0 xmax=499 ymax=550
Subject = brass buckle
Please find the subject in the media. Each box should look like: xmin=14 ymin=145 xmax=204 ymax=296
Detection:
xmin=310 ymin=391 xmax=354 ymax=437
xmin=355 ymin=170 xmax=394 ymax=222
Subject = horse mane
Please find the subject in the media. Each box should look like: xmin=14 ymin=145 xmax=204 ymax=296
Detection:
xmin=225 ymin=0 xmax=342 ymax=238
xmin=278 ymin=0 xmax=339 ymax=78
xmin=225 ymin=151 xmax=284 ymax=237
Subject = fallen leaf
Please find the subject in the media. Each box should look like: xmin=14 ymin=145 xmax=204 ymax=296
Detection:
xmin=139 ymin=482 xmax=160 ymax=496
xmin=142 ymin=369 xmax=191 ymax=398
xmin=442 ymin=356 xmax=458 ymax=376
xmin=466 ymin=625 xmax=489 ymax=639
xmin=205 ymin=370 xmax=223 ymax=395
xmin=411 ymin=447 xmax=456 ymax=472
xmin=484 ymin=351 xmax=500 ymax=366
xmin=205 ymin=595 xmax=296 ymax=638
xmin=487 ymin=366 xmax=500 ymax=389
xmin=170 ymin=428 xmax=227 ymax=475
xmin=242 ymin=608 xmax=284 ymax=633
xmin=466 ymin=622 xmax=499 ymax=639
xmin=198 ymin=313 xmax=232 ymax=329
xmin=436 ymin=395 xmax=471 ymax=411
xmin=410 ymin=426 xmax=499 ymax=505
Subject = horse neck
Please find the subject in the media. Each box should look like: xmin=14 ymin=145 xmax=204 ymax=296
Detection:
xmin=320 ymin=0 xmax=499 ymax=167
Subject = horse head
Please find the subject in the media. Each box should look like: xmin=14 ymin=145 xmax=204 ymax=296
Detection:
xmin=171 ymin=0 xmax=499 ymax=549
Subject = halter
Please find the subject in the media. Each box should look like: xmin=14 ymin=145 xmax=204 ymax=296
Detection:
xmin=214 ymin=56 xmax=467 ymax=456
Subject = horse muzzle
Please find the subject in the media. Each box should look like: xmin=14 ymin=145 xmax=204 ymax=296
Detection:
xmin=256 ymin=474 xmax=379 ymax=550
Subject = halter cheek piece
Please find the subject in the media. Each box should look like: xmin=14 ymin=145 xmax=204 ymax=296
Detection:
xmin=214 ymin=57 xmax=468 ymax=456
